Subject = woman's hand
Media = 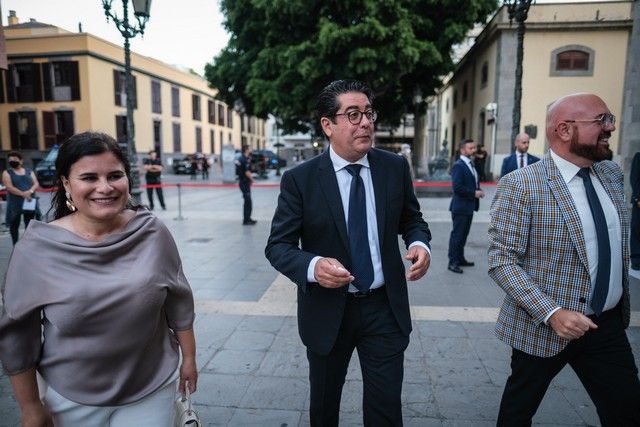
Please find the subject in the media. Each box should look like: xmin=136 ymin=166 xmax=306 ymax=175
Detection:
xmin=175 ymin=328 xmax=197 ymax=394
xmin=179 ymin=357 xmax=197 ymax=395
xmin=21 ymin=401 xmax=54 ymax=427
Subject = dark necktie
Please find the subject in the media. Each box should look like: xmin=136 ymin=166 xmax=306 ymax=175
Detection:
xmin=519 ymin=154 xmax=524 ymax=169
xmin=577 ymin=168 xmax=610 ymax=316
xmin=345 ymin=164 xmax=374 ymax=293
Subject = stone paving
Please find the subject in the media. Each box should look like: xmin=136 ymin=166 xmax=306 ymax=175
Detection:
xmin=1 ymin=166 xmax=639 ymax=426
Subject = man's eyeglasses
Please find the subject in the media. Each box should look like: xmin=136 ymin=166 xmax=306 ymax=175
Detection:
xmin=334 ymin=109 xmax=378 ymax=125
xmin=564 ymin=113 xmax=616 ymax=127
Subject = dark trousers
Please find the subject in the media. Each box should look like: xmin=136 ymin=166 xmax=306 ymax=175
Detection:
xmin=631 ymin=205 xmax=640 ymax=265
xmin=239 ymin=180 xmax=252 ymax=222
xmin=307 ymin=289 xmax=409 ymax=427
xmin=9 ymin=210 xmax=35 ymax=245
xmin=497 ymin=307 xmax=640 ymax=426
xmin=448 ymin=213 xmax=473 ymax=265
xmin=146 ymin=184 xmax=165 ymax=209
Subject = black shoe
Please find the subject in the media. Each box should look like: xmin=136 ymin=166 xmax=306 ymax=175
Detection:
xmin=632 ymin=263 xmax=640 ymax=271
xmin=448 ymin=264 xmax=463 ymax=274
xmin=459 ymin=260 xmax=475 ymax=267
xmin=243 ymin=219 xmax=257 ymax=225
xmin=161 ymin=206 xmax=166 ymax=211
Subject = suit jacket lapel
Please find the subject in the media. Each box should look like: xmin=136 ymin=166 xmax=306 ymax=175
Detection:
xmin=368 ymin=149 xmax=387 ymax=249
xmin=545 ymin=157 xmax=590 ymax=272
xmin=317 ymin=151 xmax=350 ymax=252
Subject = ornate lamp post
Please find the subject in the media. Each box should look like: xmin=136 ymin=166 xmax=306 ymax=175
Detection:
xmin=504 ymin=0 xmax=533 ymax=151
xmin=102 ymin=0 xmax=152 ymax=201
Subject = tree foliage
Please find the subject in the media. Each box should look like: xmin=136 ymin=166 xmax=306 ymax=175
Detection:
xmin=205 ymin=0 xmax=497 ymax=135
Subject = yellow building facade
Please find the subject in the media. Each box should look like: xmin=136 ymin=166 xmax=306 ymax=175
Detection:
xmin=427 ymin=1 xmax=633 ymax=179
xmin=0 ymin=15 xmax=265 ymax=168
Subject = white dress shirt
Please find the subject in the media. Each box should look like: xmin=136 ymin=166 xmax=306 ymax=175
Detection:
xmin=307 ymin=146 xmax=429 ymax=291
xmin=460 ymin=155 xmax=478 ymax=186
xmin=546 ymin=150 xmax=623 ymax=319
xmin=518 ymin=152 xmax=528 ymax=168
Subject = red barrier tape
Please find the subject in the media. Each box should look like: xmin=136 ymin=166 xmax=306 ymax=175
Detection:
xmin=0 ymin=181 xmax=496 ymax=196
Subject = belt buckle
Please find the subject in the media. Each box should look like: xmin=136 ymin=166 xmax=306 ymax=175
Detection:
xmin=351 ymin=290 xmax=372 ymax=298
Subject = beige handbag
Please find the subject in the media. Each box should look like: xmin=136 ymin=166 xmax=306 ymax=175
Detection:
xmin=174 ymin=381 xmax=201 ymax=427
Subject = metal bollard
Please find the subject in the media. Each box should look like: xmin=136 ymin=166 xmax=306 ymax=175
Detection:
xmin=175 ymin=183 xmax=185 ymax=221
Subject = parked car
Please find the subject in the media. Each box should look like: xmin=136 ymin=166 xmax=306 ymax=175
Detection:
xmin=254 ymin=150 xmax=287 ymax=169
xmin=172 ymin=156 xmax=194 ymax=174
xmin=35 ymin=145 xmax=60 ymax=188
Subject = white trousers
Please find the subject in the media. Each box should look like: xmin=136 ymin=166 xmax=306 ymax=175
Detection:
xmin=42 ymin=375 xmax=177 ymax=427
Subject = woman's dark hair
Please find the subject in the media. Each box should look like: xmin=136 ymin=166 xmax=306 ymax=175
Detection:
xmin=7 ymin=151 xmax=22 ymax=160
xmin=49 ymin=131 xmax=140 ymax=220
xmin=316 ymin=80 xmax=374 ymax=123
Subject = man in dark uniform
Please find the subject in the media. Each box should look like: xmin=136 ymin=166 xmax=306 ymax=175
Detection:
xmin=143 ymin=150 xmax=165 ymax=210
xmin=238 ymin=145 xmax=256 ymax=225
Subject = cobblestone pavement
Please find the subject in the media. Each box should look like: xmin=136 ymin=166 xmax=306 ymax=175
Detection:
xmin=1 ymin=166 xmax=639 ymax=426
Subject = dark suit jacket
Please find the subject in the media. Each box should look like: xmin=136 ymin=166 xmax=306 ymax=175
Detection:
xmin=449 ymin=158 xmax=479 ymax=215
xmin=631 ymin=152 xmax=640 ymax=205
xmin=265 ymin=148 xmax=431 ymax=355
xmin=500 ymin=152 xmax=541 ymax=178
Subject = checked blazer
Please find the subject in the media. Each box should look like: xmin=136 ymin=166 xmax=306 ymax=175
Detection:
xmin=488 ymin=155 xmax=630 ymax=358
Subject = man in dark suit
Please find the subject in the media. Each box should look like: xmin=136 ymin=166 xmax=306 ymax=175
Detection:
xmin=500 ymin=132 xmax=541 ymax=178
xmin=489 ymin=93 xmax=640 ymax=425
xmin=265 ymin=80 xmax=431 ymax=426
xmin=631 ymin=151 xmax=640 ymax=270
xmin=447 ymin=139 xmax=484 ymax=273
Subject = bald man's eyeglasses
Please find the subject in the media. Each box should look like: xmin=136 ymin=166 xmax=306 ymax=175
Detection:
xmin=334 ymin=109 xmax=378 ymax=125
xmin=564 ymin=113 xmax=616 ymax=127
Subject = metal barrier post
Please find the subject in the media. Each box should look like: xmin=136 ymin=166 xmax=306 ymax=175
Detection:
xmin=175 ymin=183 xmax=185 ymax=221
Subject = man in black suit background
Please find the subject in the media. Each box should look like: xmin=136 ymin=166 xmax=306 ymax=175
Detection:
xmin=500 ymin=132 xmax=541 ymax=178
xmin=631 ymin=151 xmax=640 ymax=270
xmin=448 ymin=139 xmax=485 ymax=273
xmin=265 ymin=80 xmax=431 ymax=426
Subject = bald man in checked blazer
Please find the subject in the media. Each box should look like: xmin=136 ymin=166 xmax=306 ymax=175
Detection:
xmin=489 ymin=93 xmax=640 ymax=425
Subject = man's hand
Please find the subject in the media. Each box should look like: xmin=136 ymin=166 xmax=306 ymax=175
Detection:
xmin=405 ymin=246 xmax=430 ymax=281
xmin=475 ymin=190 xmax=485 ymax=199
xmin=548 ymin=308 xmax=597 ymax=340
xmin=314 ymin=257 xmax=353 ymax=288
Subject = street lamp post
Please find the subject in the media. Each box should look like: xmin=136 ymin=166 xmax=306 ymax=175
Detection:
xmin=504 ymin=0 xmax=533 ymax=151
xmin=102 ymin=0 xmax=152 ymax=201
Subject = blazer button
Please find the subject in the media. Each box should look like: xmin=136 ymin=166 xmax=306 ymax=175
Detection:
xmin=579 ymin=297 xmax=587 ymax=303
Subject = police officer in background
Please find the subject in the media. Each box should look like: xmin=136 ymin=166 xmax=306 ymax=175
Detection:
xmin=143 ymin=150 xmax=166 ymax=210
xmin=238 ymin=145 xmax=256 ymax=225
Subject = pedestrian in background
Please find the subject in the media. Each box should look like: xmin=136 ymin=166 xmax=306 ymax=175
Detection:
xmin=489 ymin=93 xmax=640 ymax=425
xmin=447 ymin=138 xmax=484 ymax=274
xmin=238 ymin=145 xmax=256 ymax=225
xmin=0 ymin=132 xmax=197 ymax=427
xmin=143 ymin=150 xmax=166 ymax=210
xmin=2 ymin=151 xmax=40 ymax=245
xmin=474 ymin=143 xmax=487 ymax=182
xmin=500 ymin=132 xmax=540 ymax=178
xmin=266 ymin=80 xmax=431 ymax=426
xmin=201 ymin=154 xmax=210 ymax=180
xmin=631 ymin=151 xmax=640 ymax=270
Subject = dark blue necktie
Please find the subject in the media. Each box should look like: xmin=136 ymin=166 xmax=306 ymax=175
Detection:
xmin=577 ymin=168 xmax=610 ymax=316
xmin=345 ymin=164 xmax=374 ymax=292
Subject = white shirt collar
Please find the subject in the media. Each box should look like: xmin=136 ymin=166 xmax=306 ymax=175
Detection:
xmin=460 ymin=154 xmax=472 ymax=165
xmin=549 ymin=149 xmax=583 ymax=184
xmin=329 ymin=145 xmax=370 ymax=172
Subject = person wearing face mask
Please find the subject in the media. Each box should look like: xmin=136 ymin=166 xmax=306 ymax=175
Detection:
xmin=2 ymin=151 xmax=40 ymax=245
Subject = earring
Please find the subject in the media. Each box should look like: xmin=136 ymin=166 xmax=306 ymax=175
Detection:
xmin=65 ymin=192 xmax=77 ymax=212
